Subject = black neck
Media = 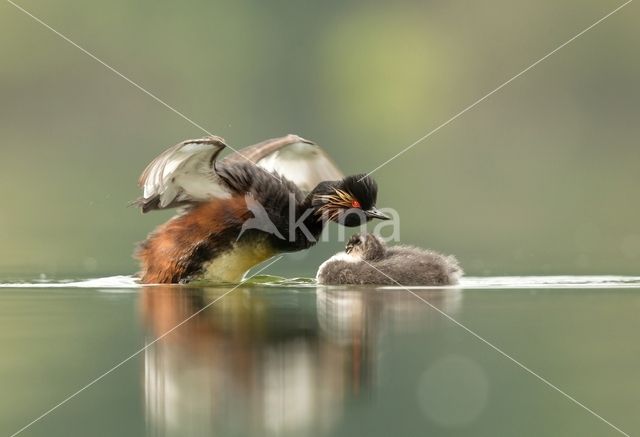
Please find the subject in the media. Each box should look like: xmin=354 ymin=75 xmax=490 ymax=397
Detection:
xmin=266 ymin=192 xmax=326 ymax=252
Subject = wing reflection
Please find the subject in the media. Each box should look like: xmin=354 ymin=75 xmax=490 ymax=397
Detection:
xmin=140 ymin=286 xmax=462 ymax=436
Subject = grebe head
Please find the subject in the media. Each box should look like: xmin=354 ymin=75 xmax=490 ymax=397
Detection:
xmin=311 ymin=174 xmax=390 ymax=227
xmin=345 ymin=233 xmax=386 ymax=260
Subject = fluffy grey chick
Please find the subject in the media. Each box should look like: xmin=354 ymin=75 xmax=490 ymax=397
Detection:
xmin=316 ymin=233 xmax=463 ymax=286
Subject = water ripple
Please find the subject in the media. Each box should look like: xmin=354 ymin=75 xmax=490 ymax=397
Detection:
xmin=1 ymin=275 xmax=640 ymax=289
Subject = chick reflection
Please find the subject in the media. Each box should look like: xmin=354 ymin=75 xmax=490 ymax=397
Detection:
xmin=141 ymin=285 xmax=461 ymax=436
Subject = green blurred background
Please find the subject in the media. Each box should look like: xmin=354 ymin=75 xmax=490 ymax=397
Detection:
xmin=1 ymin=0 xmax=638 ymax=279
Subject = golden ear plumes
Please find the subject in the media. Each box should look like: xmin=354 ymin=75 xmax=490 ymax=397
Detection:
xmin=315 ymin=188 xmax=357 ymax=221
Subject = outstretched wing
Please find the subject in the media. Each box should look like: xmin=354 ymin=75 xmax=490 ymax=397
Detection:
xmin=135 ymin=136 xmax=230 ymax=213
xmin=135 ymin=134 xmax=344 ymax=213
xmin=224 ymin=134 xmax=344 ymax=193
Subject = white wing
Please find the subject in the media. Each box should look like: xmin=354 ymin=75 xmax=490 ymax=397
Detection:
xmin=137 ymin=136 xmax=230 ymax=212
xmin=224 ymin=134 xmax=344 ymax=193
xmin=136 ymin=134 xmax=344 ymax=213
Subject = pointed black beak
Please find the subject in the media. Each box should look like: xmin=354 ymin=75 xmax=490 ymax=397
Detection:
xmin=365 ymin=207 xmax=391 ymax=220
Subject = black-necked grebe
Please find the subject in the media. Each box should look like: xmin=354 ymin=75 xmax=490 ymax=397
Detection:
xmin=134 ymin=135 xmax=390 ymax=283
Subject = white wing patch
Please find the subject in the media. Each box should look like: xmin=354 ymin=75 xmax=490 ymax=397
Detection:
xmin=256 ymin=141 xmax=343 ymax=192
xmin=137 ymin=134 xmax=345 ymax=212
xmin=139 ymin=136 xmax=230 ymax=209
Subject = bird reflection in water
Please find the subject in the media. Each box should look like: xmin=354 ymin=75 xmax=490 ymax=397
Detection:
xmin=140 ymin=285 xmax=462 ymax=436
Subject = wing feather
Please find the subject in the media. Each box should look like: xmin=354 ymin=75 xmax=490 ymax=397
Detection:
xmin=135 ymin=133 xmax=344 ymax=213
xmin=223 ymin=134 xmax=344 ymax=193
xmin=136 ymin=136 xmax=229 ymax=212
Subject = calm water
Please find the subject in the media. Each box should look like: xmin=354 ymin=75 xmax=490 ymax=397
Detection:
xmin=1 ymin=277 xmax=639 ymax=437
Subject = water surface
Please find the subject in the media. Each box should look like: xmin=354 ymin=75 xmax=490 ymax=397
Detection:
xmin=1 ymin=277 xmax=639 ymax=436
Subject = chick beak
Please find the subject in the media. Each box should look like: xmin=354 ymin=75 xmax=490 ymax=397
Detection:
xmin=365 ymin=207 xmax=391 ymax=220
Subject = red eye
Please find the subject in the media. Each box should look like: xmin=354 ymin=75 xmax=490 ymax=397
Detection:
xmin=351 ymin=200 xmax=361 ymax=208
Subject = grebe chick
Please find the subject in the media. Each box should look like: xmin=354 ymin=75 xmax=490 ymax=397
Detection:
xmin=316 ymin=233 xmax=463 ymax=286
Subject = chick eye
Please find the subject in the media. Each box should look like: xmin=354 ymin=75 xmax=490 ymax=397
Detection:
xmin=351 ymin=200 xmax=361 ymax=208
